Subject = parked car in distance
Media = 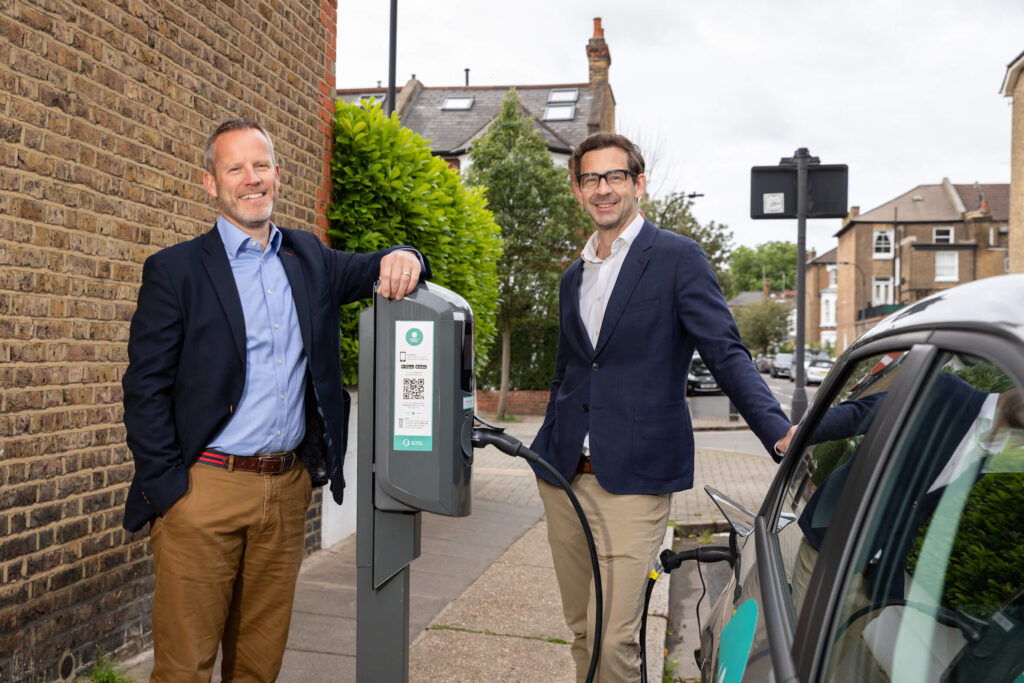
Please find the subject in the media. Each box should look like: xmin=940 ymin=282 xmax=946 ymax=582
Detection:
xmin=770 ymin=352 xmax=793 ymax=378
xmin=755 ymin=354 xmax=774 ymax=373
xmin=791 ymin=351 xmax=834 ymax=382
xmin=805 ymin=359 xmax=833 ymax=384
xmin=686 ymin=353 xmax=721 ymax=396
xmin=694 ymin=273 xmax=1024 ymax=683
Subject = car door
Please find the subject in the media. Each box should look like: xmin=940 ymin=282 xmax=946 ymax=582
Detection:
xmin=700 ymin=340 xmax=923 ymax=682
xmin=791 ymin=330 xmax=1024 ymax=682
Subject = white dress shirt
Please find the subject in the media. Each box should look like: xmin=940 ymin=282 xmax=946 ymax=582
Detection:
xmin=579 ymin=213 xmax=645 ymax=451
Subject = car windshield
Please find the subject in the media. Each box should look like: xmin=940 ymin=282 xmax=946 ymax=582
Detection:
xmin=691 ymin=357 xmax=710 ymax=374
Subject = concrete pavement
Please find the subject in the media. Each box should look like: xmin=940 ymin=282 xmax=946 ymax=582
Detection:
xmin=122 ymin=413 xmax=778 ymax=682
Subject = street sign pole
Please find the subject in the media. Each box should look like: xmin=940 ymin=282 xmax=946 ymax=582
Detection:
xmin=792 ymin=149 xmax=809 ymax=423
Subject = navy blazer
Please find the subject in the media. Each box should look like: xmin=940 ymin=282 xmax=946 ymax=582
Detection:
xmin=529 ymin=220 xmax=790 ymax=495
xmin=121 ymin=225 xmax=430 ymax=532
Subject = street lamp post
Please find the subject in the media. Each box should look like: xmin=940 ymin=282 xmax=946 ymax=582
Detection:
xmin=838 ymin=260 xmax=867 ymax=322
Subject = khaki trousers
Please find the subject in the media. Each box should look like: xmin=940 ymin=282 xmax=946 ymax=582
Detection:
xmin=538 ymin=474 xmax=671 ymax=683
xmin=149 ymin=461 xmax=311 ymax=683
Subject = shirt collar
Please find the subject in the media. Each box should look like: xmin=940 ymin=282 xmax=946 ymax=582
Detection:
xmin=582 ymin=213 xmax=645 ymax=263
xmin=216 ymin=216 xmax=281 ymax=258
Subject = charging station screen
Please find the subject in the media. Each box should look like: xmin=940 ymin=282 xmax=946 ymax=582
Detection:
xmin=392 ymin=320 xmax=434 ymax=451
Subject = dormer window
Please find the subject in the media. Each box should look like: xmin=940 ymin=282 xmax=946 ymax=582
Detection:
xmin=543 ymin=104 xmax=575 ymax=121
xmin=547 ymin=88 xmax=579 ymax=103
xmin=358 ymin=93 xmax=386 ymax=107
xmin=933 ymin=227 xmax=953 ymax=244
xmin=441 ymin=96 xmax=474 ymax=111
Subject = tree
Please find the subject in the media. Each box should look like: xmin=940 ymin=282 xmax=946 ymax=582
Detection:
xmin=464 ymin=90 xmax=587 ymax=418
xmin=733 ymin=297 xmax=791 ymax=356
xmin=727 ymin=241 xmax=797 ymax=299
xmin=640 ymin=192 xmax=734 ymax=294
xmin=328 ymin=99 xmax=502 ymax=384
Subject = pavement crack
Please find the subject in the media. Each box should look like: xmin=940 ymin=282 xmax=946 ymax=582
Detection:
xmin=428 ymin=624 xmax=569 ymax=645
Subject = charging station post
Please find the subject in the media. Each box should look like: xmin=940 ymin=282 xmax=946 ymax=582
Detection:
xmin=356 ymin=282 xmax=475 ymax=682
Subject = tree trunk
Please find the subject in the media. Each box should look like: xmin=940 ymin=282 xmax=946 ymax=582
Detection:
xmin=497 ymin=324 xmax=512 ymax=419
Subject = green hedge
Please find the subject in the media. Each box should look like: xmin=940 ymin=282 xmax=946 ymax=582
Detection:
xmin=327 ymin=99 xmax=502 ymax=384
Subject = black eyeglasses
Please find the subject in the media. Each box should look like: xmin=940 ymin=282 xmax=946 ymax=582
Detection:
xmin=576 ymin=169 xmax=637 ymax=192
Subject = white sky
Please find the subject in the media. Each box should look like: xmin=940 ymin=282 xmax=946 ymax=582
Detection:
xmin=337 ymin=1 xmax=1022 ymax=255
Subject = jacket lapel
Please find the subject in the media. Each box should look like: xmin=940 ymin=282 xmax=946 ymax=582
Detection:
xmin=200 ymin=226 xmax=247 ymax=367
xmin=278 ymin=231 xmax=313 ymax=353
xmin=594 ymin=220 xmax=655 ymax=356
xmin=566 ymin=259 xmax=596 ymax=356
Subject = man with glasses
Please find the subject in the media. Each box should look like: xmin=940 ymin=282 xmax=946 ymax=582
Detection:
xmin=530 ymin=132 xmax=795 ymax=681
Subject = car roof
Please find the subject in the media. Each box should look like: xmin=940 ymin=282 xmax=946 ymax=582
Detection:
xmin=852 ymin=273 xmax=1024 ymax=350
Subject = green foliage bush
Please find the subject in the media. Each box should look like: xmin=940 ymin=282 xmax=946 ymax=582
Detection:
xmin=328 ymin=99 xmax=502 ymax=384
xmin=477 ymin=321 xmax=559 ymax=390
xmin=905 ymin=473 xmax=1024 ymax=619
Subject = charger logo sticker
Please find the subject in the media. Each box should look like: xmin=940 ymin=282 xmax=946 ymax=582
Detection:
xmin=394 ymin=321 xmax=433 ymax=451
xmin=715 ymin=599 xmax=758 ymax=683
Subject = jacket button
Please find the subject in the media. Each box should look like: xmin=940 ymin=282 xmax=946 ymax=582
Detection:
xmin=582 ymin=404 xmax=589 ymax=412
xmin=591 ymin=363 xmax=599 ymax=371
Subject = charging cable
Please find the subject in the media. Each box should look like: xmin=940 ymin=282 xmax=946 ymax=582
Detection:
xmin=471 ymin=417 xmax=603 ymax=683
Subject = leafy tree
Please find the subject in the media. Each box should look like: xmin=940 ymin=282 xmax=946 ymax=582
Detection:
xmin=465 ymin=90 xmax=587 ymax=417
xmin=733 ymin=297 xmax=791 ymax=356
xmin=640 ymin=192 xmax=734 ymax=294
xmin=727 ymin=241 xmax=797 ymax=299
xmin=328 ymin=99 xmax=502 ymax=384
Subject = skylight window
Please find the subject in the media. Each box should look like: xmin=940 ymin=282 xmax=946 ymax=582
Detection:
xmin=543 ymin=104 xmax=575 ymax=121
xmin=357 ymin=94 xmax=386 ymax=107
xmin=441 ymin=96 xmax=474 ymax=111
xmin=547 ymin=88 xmax=579 ymax=103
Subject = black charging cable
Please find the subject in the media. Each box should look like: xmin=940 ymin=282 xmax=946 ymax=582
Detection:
xmin=471 ymin=418 xmax=603 ymax=683
xmin=639 ymin=544 xmax=736 ymax=683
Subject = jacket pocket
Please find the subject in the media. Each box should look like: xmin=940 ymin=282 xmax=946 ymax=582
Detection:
xmin=631 ymin=399 xmax=688 ymax=480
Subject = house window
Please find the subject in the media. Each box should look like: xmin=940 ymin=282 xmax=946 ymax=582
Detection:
xmin=441 ymin=96 xmax=474 ymax=111
xmin=933 ymin=227 xmax=953 ymax=244
xmin=873 ymin=277 xmax=893 ymax=306
xmin=935 ymin=251 xmax=958 ymax=282
xmin=873 ymin=229 xmax=894 ymax=259
xmin=827 ymin=265 xmax=837 ymax=288
xmin=820 ymin=293 xmax=836 ymax=327
xmin=547 ymin=88 xmax=579 ymax=103
xmin=543 ymin=104 xmax=575 ymax=121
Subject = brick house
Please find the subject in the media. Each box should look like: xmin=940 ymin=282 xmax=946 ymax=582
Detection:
xmin=1003 ymin=49 xmax=1024 ymax=273
xmin=0 ymin=1 xmax=337 ymax=680
xmin=804 ymin=248 xmax=838 ymax=352
xmin=831 ymin=179 xmax=1009 ymax=352
xmin=337 ymin=18 xmax=616 ymax=171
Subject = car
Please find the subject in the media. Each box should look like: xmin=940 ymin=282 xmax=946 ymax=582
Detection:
xmin=755 ymin=354 xmax=774 ymax=373
xmin=689 ymin=274 xmax=1024 ymax=683
xmin=805 ymin=359 xmax=834 ymax=384
xmin=791 ymin=352 xmax=834 ymax=382
xmin=686 ymin=353 xmax=721 ymax=396
xmin=771 ymin=352 xmax=793 ymax=378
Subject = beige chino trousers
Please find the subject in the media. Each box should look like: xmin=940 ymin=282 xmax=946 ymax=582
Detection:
xmin=538 ymin=473 xmax=670 ymax=683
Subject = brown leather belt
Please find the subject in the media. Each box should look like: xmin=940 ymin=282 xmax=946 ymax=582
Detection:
xmin=576 ymin=456 xmax=594 ymax=474
xmin=197 ymin=450 xmax=297 ymax=475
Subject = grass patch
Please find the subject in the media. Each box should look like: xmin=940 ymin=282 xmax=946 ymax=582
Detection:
xmin=77 ymin=652 xmax=135 ymax=683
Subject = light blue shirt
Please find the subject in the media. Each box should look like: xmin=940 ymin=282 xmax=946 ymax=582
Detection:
xmin=207 ymin=218 xmax=308 ymax=456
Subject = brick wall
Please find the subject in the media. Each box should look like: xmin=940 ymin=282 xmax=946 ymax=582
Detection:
xmin=475 ymin=390 xmax=550 ymax=416
xmin=0 ymin=1 xmax=337 ymax=680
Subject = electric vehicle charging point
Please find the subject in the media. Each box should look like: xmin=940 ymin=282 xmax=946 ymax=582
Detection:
xmin=356 ymin=281 xmax=603 ymax=683
xmin=356 ymin=282 xmax=475 ymax=682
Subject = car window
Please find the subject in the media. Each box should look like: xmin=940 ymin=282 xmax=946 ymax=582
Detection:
xmin=822 ymin=352 xmax=1024 ymax=682
xmin=773 ymin=350 xmax=912 ymax=615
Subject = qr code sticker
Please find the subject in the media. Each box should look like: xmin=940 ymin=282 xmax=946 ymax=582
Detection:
xmin=403 ymin=377 xmax=425 ymax=401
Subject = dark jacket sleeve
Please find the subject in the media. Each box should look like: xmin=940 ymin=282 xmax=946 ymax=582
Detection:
xmin=121 ymin=255 xmax=189 ymax=516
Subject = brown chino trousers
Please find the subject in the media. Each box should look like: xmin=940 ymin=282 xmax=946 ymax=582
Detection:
xmin=149 ymin=460 xmax=312 ymax=683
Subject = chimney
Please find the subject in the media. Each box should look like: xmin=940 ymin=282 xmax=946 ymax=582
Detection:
xmin=587 ymin=17 xmax=611 ymax=90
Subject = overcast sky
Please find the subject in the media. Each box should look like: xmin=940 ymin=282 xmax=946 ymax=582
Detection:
xmin=337 ymin=1 xmax=1022 ymax=255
